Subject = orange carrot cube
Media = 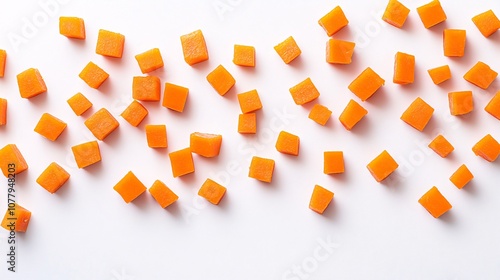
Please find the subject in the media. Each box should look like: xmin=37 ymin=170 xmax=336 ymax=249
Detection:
xmin=485 ymin=91 xmax=500 ymax=120
xmin=59 ymin=17 xmax=85 ymax=39
xmin=450 ymin=164 xmax=473 ymax=189
xmin=0 ymin=144 xmax=28 ymax=177
xmin=275 ymin=131 xmax=300 ymax=156
xmin=472 ymin=10 xmax=500 ymax=37
xmin=348 ymin=67 xmax=385 ymax=101
xmin=309 ymin=104 xmax=332 ymax=126
xmin=249 ymin=156 xmax=275 ymax=183
xmin=428 ymin=135 xmax=454 ymax=158
xmin=400 ymin=97 xmax=434 ymax=131
xmin=67 ymin=92 xmax=92 ymax=116
xmin=84 ymin=108 xmax=119 ymax=141
xmin=135 ymin=48 xmax=163 ymax=74
xmin=95 ymin=29 xmax=125 ymax=58
xmin=149 ymin=180 xmax=178 ymax=208
xmin=382 ymin=0 xmax=410 ymax=28
xmin=198 ymin=179 xmax=226 ymax=205
xmin=17 ymin=68 xmax=47 ymax=98
xmin=416 ymin=0 xmax=447 ymax=29
xmin=443 ymin=29 xmax=466 ymax=57
xmin=339 ymin=99 xmax=368 ymax=131
xmin=367 ymin=150 xmax=399 ymax=182
xmin=79 ymin=62 xmax=109 ymax=89
xmin=162 ymin=83 xmax=189 ymax=112
xmin=472 ymin=134 xmax=500 ymax=162
xmin=427 ymin=65 xmax=451 ymax=85
xmin=1 ymin=204 xmax=31 ymax=232
xmin=132 ymin=76 xmax=161 ymax=101
xmin=448 ymin=91 xmax=473 ymax=116
xmin=36 ymin=162 xmax=70 ymax=194
xmin=145 ymin=125 xmax=167 ymax=148
xmin=190 ymin=132 xmax=222 ymax=158
xmin=418 ymin=186 xmax=452 ymax=218
xmin=120 ymin=100 xmax=148 ymax=127
xmin=180 ymin=29 xmax=209 ymax=65
xmin=274 ymin=36 xmax=301 ymax=64
xmin=0 ymin=98 xmax=7 ymax=126
xmin=206 ymin=65 xmax=235 ymax=96
xmin=463 ymin=61 xmax=498 ymax=90
xmin=0 ymin=49 xmax=6 ymax=77
xmin=233 ymin=44 xmax=255 ymax=67
xmin=113 ymin=171 xmax=146 ymax=203
xmin=71 ymin=141 xmax=101 ymax=169
xmin=237 ymin=89 xmax=262 ymax=113
xmin=318 ymin=6 xmax=349 ymax=36
xmin=289 ymin=77 xmax=320 ymax=105
xmin=393 ymin=52 xmax=415 ymax=84
xmin=238 ymin=113 xmax=257 ymax=134
xmin=309 ymin=185 xmax=334 ymax=214
xmin=169 ymin=148 xmax=195 ymax=178
xmin=326 ymin=39 xmax=355 ymax=64
xmin=34 ymin=113 xmax=67 ymax=141
xmin=324 ymin=151 xmax=344 ymax=174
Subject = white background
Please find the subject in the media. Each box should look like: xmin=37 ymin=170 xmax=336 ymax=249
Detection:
xmin=1 ymin=0 xmax=500 ymax=279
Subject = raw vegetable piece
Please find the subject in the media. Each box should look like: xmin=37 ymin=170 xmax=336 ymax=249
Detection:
xmin=198 ymin=179 xmax=226 ymax=205
xmin=309 ymin=104 xmax=332 ymax=126
xmin=309 ymin=185 xmax=334 ymax=214
xmin=169 ymin=148 xmax=195 ymax=178
xmin=84 ymin=108 xmax=119 ymax=141
xmin=113 ymin=171 xmax=146 ymax=203
xmin=180 ymin=29 xmax=209 ymax=65
xmin=416 ymin=0 xmax=447 ymax=29
xmin=289 ymin=77 xmax=320 ymax=105
xmin=274 ymin=36 xmax=301 ymax=64
xmin=238 ymin=113 xmax=257 ymax=134
xmin=382 ymin=0 xmax=410 ymax=28
xmin=393 ymin=52 xmax=415 ymax=84
xmin=348 ymin=67 xmax=385 ymax=101
xmin=59 ymin=17 xmax=85 ymax=39
xmin=36 ymin=162 xmax=70 ymax=194
xmin=326 ymin=39 xmax=355 ymax=64
xmin=443 ymin=29 xmax=466 ymax=57
xmin=450 ymin=164 xmax=473 ymax=189
xmin=233 ymin=44 xmax=255 ymax=67
xmin=206 ymin=65 xmax=235 ymax=96
xmin=162 ymin=83 xmax=188 ymax=112
xmin=472 ymin=10 xmax=500 ymax=37
xmin=324 ymin=151 xmax=344 ymax=174
xmin=428 ymin=135 xmax=454 ymax=158
xmin=120 ymin=100 xmax=148 ymax=127
xmin=145 ymin=125 xmax=167 ymax=148
xmin=0 ymin=49 xmax=6 ymax=77
xmin=472 ymin=134 xmax=500 ymax=162
xmin=448 ymin=91 xmax=473 ymax=116
xmin=95 ymin=29 xmax=125 ymax=58
xmin=149 ymin=180 xmax=178 ymax=208
xmin=132 ymin=76 xmax=161 ymax=101
xmin=34 ymin=113 xmax=67 ymax=141
xmin=0 ymin=144 xmax=28 ymax=177
xmin=367 ymin=150 xmax=399 ymax=182
xmin=318 ymin=6 xmax=349 ymax=36
xmin=67 ymin=92 xmax=92 ymax=116
xmin=79 ymin=62 xmax=109 ymax=89
xmin=71 ymin=141 xmax=101 ymax=168
xmin=1 ymin=204 xmax=31 ymax=232
xmin=400 ymin=97 xmax=434 ymax=131
xmin=418 ymin=186 xmax=452 ymax=218
xmin=427 ymin=65 xmax=451 ymax=85
xmin=190 ymin=132 xmax=222 ymax=158
xmin=0 ymin=98 xmax=6 ymax=126
xmin=275 ymin=131 xmax=300 ymax=156
xmin=248 ymin=156 xmax=275 ymax=183
xmin=485 ymin=91 xmax=500 ymax=120
xmin=237 ymin=89 xmax=262 ymax=113
xmin=17 ymin=68 xmax=47 ymax=98
xmin=339 ymin=99 xmax=368 ymax=131
xmin=463 ymin=62 xmax=498 ymax=90
xmin=135 ymin=48 xmax=164 ymax=74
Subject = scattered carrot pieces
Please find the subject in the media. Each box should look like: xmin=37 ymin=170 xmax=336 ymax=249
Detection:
xmin=274 ymin=36 xmax=301 ymax=64
xmin=276 ymin=131 xmax=300 ymax=156
xmin=0 ymin=98 xmax=6 ymax=126
xmin=428 ymin=135 xmax=454 ymax=158
xmin=169 ymin=148 xmax=195 ymax=178
xmin=67 ymin=92 xmax=92 ymax=116
xmin=472 ymin=134 xmax=500 ymax=162
xmin=206 ymin=65 xmax=235 ymax=96
xmin=149 ymin=180 xmax=178 ymax=208
xmin=339 ymin=99 xmax=368 ymax=131
xmin=145 ymin=125 xmax=168 ymax=148
xmin=427 ymin=65 xmax=451 ymax=85
xmin=309 ymin=104 xmax=332 ymax=126
xmin=96 ymin=29 xmax=125 ymax=58
xmin=367 ymin=150 xmax=399 ymax=182
xmin=309 ymin=185 xmax=334 ymax=214
xmin=71 ymin=141 xmax=101 ymax=169
xmin=485 ymin=91 xmax=500 ymax=120
xmin=418 ymin=186 xmax=452 ymax=218
xmin=348 ymin=67 xmax=385 ymax=101
xmin=238 ymin=113 xmax=257 ymax=134
xmin=249 ymin=156 xmax=275 ymax=183
xmin=450 ymin=164 xmax=473 ymax=189
xmin=416 ymin=0 xmax=447 ymax=29
xmin=121 ymin=100 xmax=148 ymax=127
xmin=326 ymin=39 xmax=355 ymax=64
xmin=443 ymin=29 xmax=466 ymax=57
xmin=198 ymin=179 xmax=226 ymax=205
xmin=318 ymin=6 xmax=349 ymax=36
xmin=0 ymin=49 xmax=6 ymax=77
xmin=237 ymin=89 xmax=262 ymax=113
xmin=17 ymin=68 xmax=47 ymax=98
xmin=233 ymin=44 xmax=255 ymax=67
xmin=113 ymin=171 xmax=147 ymax=203
xmin=400 ymin=97 xmax=434 ymax=131
xmin=324 ymin=151 xmax=344 ymax=174
xmin=393 ymin=52 xmax=415 ymax=84
xmin=132 ymin=76 xmax=161 ymax=101
xmin=59 ymin=17 xmax=85 ymax=39
xmin=1 ymin=204 xmax=31 ymax=232
xmin=463 ymin=61 xmax=498 ymax=90
xmin=135 ymin=48 xmax=164 ymax=74
xmin=289 ymin=77 xmax=320 ymax=105
xmin=162 ymin=83 xmax=189 ymax=112
xmin=180 ymin=29 xmax=209 ymax=65
xmin=84 ymin=108 xmax=119 ymax=141
xmin=190 ymin=132 xmax=222 ymax=158
xmin=0 ymin=144 xmax=28 ymax=177
xmin=34 ymin=113 xmax=67 ymax=141
xmin=79 ymin=62 xmax=109 ymax=89
xmin=36 ymin=162 xmax=70 ymax=194
xmin=448 ymin=91 xmax=473 ymax=116
xmin=382 ymin=0 xmax=410 ymax=28
xmin=472 ymin=10 xmax=500 ymax=37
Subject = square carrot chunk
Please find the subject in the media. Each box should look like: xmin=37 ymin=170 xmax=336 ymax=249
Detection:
xmin=348 ymin=67 xmax=385 ymax=101
xmin=427 ymin=65 xmax=451 ymax=85
xmin=367 ymin=150 xmax=399 ymax=182
xmin=382 ymin=0 xmax=410 ymax=28
xmin=113 ymin=171 xmax=146 ymax=203
xmin=36 ymin=162 xmax=70 ymax=194
xmin=190 ymin=132 xmax=222 ymax=158
xmin=59 ymin=17 xmax=85 ymax=39
xmin=17 ymin=68 xmax=47 ymax=98
xmin=275 ymin=131 xmax=300 ymax=156
xmin=418 ymin=187 xmax=452 ymax=218
xmin=472 ymin=134 xmax=500 ymax=162
xmin=84 ymin=108 xmax=119 ymax=141
xmin=450 ymin=164 xmax=473 ymax=189
xmin=233 ymin=44 xmax=255 ymax=67
xmin=95 ymin=29 xmax=125 ymax=58
xmin=448 ymin=91 xmax=473 ymax=116
xmin=34 ymin=113 xmax=67 ymax=141
xmin=428 ymin=135 xmax=454 ymax=158
xmin=120 ymin=100 xmax=148 ymax=127
xmin=237 ymin=89 xmax=262 ymax=113
xmin=71 ymin=141 xmax=101 ymax=169
xmin=169 ymin=148 xmax=195 ymax=178
xmin=443 ymin=29 xmax=466 ymax=57
xmin=135 ymin=48 xmax=163 ymax=74
xmin=485 ymin=91 xmax=500 ymax=120
xmin=162 ymin=83 xmax=188 ymax=112
xmin=132 ymin=76 xmax=161 ymax=101
xmin=400 ymin=97 xmax=434 ymax=131
xmin=393 ymin=52 xmax=415 ymax=84
xmin=79 ymin=62 xmax=109 ymax=89
xmin=0 ymin=98 xmax=7 ymax=126
xmin=238 ymin=113 xmax=257 ymax=134
xmin=149 ymin=180 xmax=178 ymax=208
xmin=198 ymin=179 xmax=226 ymax=205
xmin=249 ymin=156 xmax=275 ymax=183
xmin=309 ymin=104 xmax=332 ymax=126
xmin=0 ymin=144 xmax=28 ymax=177
xmin=67 ymin=92 xmax=92 ymax=116
xmin=472 ymin=10 xmax=500 ymax=37
xmin=1 ymin=204 xmax=31 ymax=232
xmin=289 ymin=77 xmax=320 ymax=105
xmin=309 ymin=185 xmax=334 ymax=214
xmin=206 ymin=65 xmax=235 ymax=96
xmin=0 ymin=49 xmax=6 ymax=77
xmin=339 ymin=99 xmax=368 ymax=131
xmin=318 ymin=6 xmax=349 ymax=36
xmin=326 ymin=39 xmax=355 ymax=64
xmin=463 ymin=61 xmax=498 ymax=90
xmin=180 ymin=29 xmax=209 ymax=65
xmin=416 ymin=0 xmax=447 ymax=29
xmin=324 ymin=151 xmax=344 ymax=174
xmin=145 ymin=125 xmax=167 ymax=148
xmin=274 ymin=36 xmax=301 ymax=64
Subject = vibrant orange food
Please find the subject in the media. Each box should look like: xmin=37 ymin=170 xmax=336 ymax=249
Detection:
xmin=382 ymin=0 xmax=410 ymax=28
xmin=237 ymin=89 xmax=262 ymax=113
xmin=17 ymin=68 xmax=47 ymax=98
xmin=450 ymin=164 xmax=473 ymax=189
xmin=180 ymin=29 xmax=209 ymax=65
xmin=324 ymin=151 xmax=344 ymax=174
xmin=1 ymin=204 xmax=31 ymax=232
xmin=463 ymin=61 xmax=498 ymax=90
xmin=34 ymin=113 xmax=67 ymax=141
xmin=121 ymin=100 xmax=148 ymax=127
xmin=206 ymin=65 xmax=235 ymax=96
xmin=418 ymin=186 xmax=452 ymax=218
xmin=233 ymin=44 xmax=255 ymax=67
xmin=339 ymin=99 xmax=368 ymax=130
xmin=36 ymin=162 xmax=70 ymax=194
xmin=79 ymin=62 xmax=109 ymax=89
xmin=427 ymin=65 xmax=451 ymax=85
xmin=132 ymin=76 xmax=161 ymax=101
xmin=274 ymin=36 xmax=301 ymax=64
xmin=472 ymin=10 xmax=500 ymax=37
xmin=145 ymin=125 xmax=168 ymax=148
xmin=135 ymin=48 xmax=164 ymax=74
xmin=309 ymin=185 xmax=334 ymax=214
xmin=0 ymin=144 xmax=28 ymax=177
xmin=238 ymin=113 xmax=257 ymax=134
xmin=485 ymin=91 xmax=500 ymax=120
xmin=59 ymin=17 xmax=85 ymax=39
xmin=84 ymin=108 xmax=119 ymax=141
xmin=149 ymin=180 xmax=178 ymax=208
xmin=416 ymin=0 xmax=447 ymax=29
xmin=0 ymin=49 xmax=6 ymax=77
xmin=318 ymin=6 xmax=349 ymax=36
xmin=367 ymin=150 xmax=399 ymax=182
xmin=348 ymin=67 xmax=385 ymax=101
xmin=326 ymin=39 xmax=355 ymax=64
xmin=162 ymin=83 xmax=189 ymax=112
xmin=428 ymin=135 xmax=454 ymax=158
xmin=95 ymin=29 xmax=125 ymax=58
xmin=443 ymin=29 xmax=466 ymax=57
xmin=472 ymin=134 xmax=500 ymax=162
xmin=289 ymin=77 xmax=320 ymax=105
xmin=448 ymin=91 xmax=473 ymax=116
xmin=67 ymin=92 xmax=92 ymax=116
xmin=0 ymin=98 xmax=7 ymax=126
xmin=71 ymin=141 xmax=101 ymax=169
xmin=113 ymin=171 xmax=147 ymax=203
xmin=198 ymin=179 xmax=226 ymax=205
xmin=249 ymin=156 xmax=275 ymax=183
xmin=190 ymin=132 xmax=222 ymax=158
xmin=169 ymin=148 xmax=195 ymax=178
xmin=400 ymin=97 xmax=434 ymax=131
xmin=393 ymin=52 xmax=415 ymax=84
xmin=309 ymin=104 xmax=332 ymax=126
xmin=275 ymin=131 xmax=300 ymax=156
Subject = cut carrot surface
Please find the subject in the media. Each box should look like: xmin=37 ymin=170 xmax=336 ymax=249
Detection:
xmin=339 ymin=99 xmax=367 ymax=131
xmin=463 ymin=61 xmax=498 ymax=90
xmin=206 ymin=65 xmax=235 ymax=96
xmin=34 ymin=113 xmax=67 ymax=141
xmin=309 ymin=104 xmax=332 ymax=126
xmin=17 ymin=68 xmax=47 ymax=98
xmin=418 ymin=186 xmax=452 ymax=218
xmin=67 ymin=92 xmax=92 ymax=116
xmin=71 ymin=141 xmax=101 ymax=169
xmin=96 ymin=29 xmax=125 ymax=58
xmin=417 ymin=0 xmax=447 ymax=28
xmin=133 ymin=76 xmax=161 ymax=101
xmin=275 ymin=131 xmax=300 ymax=156
xmin=180 ymin=29 xmax=209 ymax=65
xmin=233 ymin=44 xmax=255 ymax=67
xmin=113 ymin=171 xmax=147 ymax=203
xmin=0 ymin=144 xmax=28 ymax=177
xmin=393 ymin=52 xmax=415 ymax=84
xmin=198 ymin=179 xmax=226 ymax=205
xmin=485 ymin=91 xmax=500 ymax=120
xmin=472 ymin=10 xmax=500 ymax=37
xmin=59 ymin=17 xmax=85 ymax=39
xmin=36 ymin=162 xmax=70 ymax=194
xmin=149 ymin=180 xmax=178 ymax=208
xmin=326 ymin=39 xmax=355 ymax=64
xmin=145 ymin=125 xmax=167 ymax=148
xmin=84 ymin=108 xmax=119 ymax=141
xmin=400 ymin=97 xmax=434 ymax=131
xmin=1 ymin=204 xmax=31 ymax=232
xmin=135 ymin=48 xmax=164 ymax=74
xmin=443 ymin=29 xmax=466 ymax=57
xmin=274 ymin=36 xmax=301 ymax=64
xmin=237 ymin=89 xmax=262 ymax=113
xmin=289 ymin=77 xmax=320 ymax=105
xmin=428 ymin=65 xmax=451 ymax=85
xmin=318 ymin=6 xmax=349 ymax=36
xmin=382 ymin=0 xmax=410 ymax=28
xmin=428 ymin=135 xmax=454 ymax=158
xmin=0 ymin=98 xmax=6 ymax=126
xmin=238 ymin=113 xmax=257 ymax=134
xmin=367 ymin=150 xmax=398 ymax=182
xmin=448 ymin=91 xmax=473 ymax=116
xmin=348 ymin=67 xmax=385 ymax=101
xmin=0 ymin=49 xmax=6 ymax=77
xmin=450 ymin=164 xmax=473 ymax=189
xmin=309 ymin=185 xmax=334 ymax=214
xmin=162 ymin=83 xmax=189 ymax=112
xmin=190 ymin=132 xmax=222 ymax=158
xmin=79 ymin=62 xmax=109 ymax=89
xmin=249 ymin=156 xmax=275 ymax=183
xmin=169 ymin=148 xmax=195 ymax=178
xmin=472 ymin=134 xmax=500 ymax=162
xmin=121 ymin=100 xmax=148 ymax=127
xmin=324 ymin=151 xmax=344 ymax=174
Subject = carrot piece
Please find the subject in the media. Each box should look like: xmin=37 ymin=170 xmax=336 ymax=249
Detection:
xmin=274 ymin=36 xmax=301 ymax=64
xmin=0 ymin=98 xmax=7 ymax=126
xmin=416 ymin=0 xmax=447 ymax=29
xmin=309 ymin=104 xmax=332 ymax=126
xmin=84 ymin=108 xmax=119 ymax=141
xmin=339 ymin=99 xmax=368 ymax=131
xmin=472 ymin=134 xmax=500 ymax=162
xmin=71 ymin=141 xmax=101 ymax=168
xmin=59 ymin=17 xmax=85 ymax=39
xmin=190 ymin=132 xmax=222 ymax=158
xmin=79 ymin=62 xmax=109 ymax=89
xmin=427 ymin=65 xmax=451 ymax=85
xmin=326 ymin=39 xmax=355 ymax=64
xmin=324 ymin=151 xmax=344 ymax=174
xmin=400 ymin=97 xmax=434 ymax=131
xmin=0 ymin=144 xmax=28 ymax=177
xmin=248 ymin=156 xmax=275 ymax=183
xmin=198 ymin=179 xmax=226 ymax=205
xmin=145 ymin=125 xmax=167 ymax=148
xmin=134 ymin=48 xmax=163 ymax=74
xmin=448 ymin=91 xmax=473 ymax=116
xmin=233 ymin=44 xmax=255 ymax=67
xmin=472 ymin=10 xmax=500 ymax=37
xmin=485 ymin=91 xmax=500 ymax=120
xmin=1 ymin=204 xmax=31 ymax=232
xmin=206 ymin=65 xmax=235 ymax=96
xmin=132 ymin=76 xmax=161 ymax=101
xmin=149 ymin=180 xmax=178 ymax=208
xmin=289 ymin=77 xmax=320 ymax=105
xmin=17 ymin=68 xmax=47 ymax=99
xmin=180 ymin=29 xmax=209 ymax=65
xmin=348 ymin=67 xmax=385 ymax=101
xmin=463 ymin=61 xmax=498 ymax=90
xmin=428 ymin=135 xmax=454 ymax=158
xmin=275 ymin=131 xmax=300 ymax=156
xmin=418 ymin=186 xmax=451 ymax=218
xmin=237 ymin=89 xmax=262 ymax=113
xmin=382 ymin=0 xmax=410 ymax=28
xmin=169 ymin=148 xmax=195 ymax=178
xmin=162 ymin=83 xmax=189 ymax=112
xmin=450 ymin=164 xmax=473 ymax=189
xmin=113 ymin=171 xmax=146 ymax=203
xmin=34 ymin=113 xmax=67 ymax=141
xmin=309 ymin=185 xmax=334 ymax=214
xmin=367 ymin=150 xmax=399 ymax=182
xmin=95 ymin=29 xmax=125 ymax=58
xmin=36 ymin=162 xmax=70 ymax=194
xmin=238 ymin=113 xmax=257 ymax=134
xmin=318 ymin=6 xmax=349 ymax=36
xmin=120 ymin=100 xmax=148 ymax=127
xmin=0 ymin=49 xmax=6 ymax=77
xmin=393 ymin=52 xmax=415 ymax=84
xmin=443 ymin=29 xmax=466 ymax=57
xmin=67 ymin=92 xmax=92 ymax=116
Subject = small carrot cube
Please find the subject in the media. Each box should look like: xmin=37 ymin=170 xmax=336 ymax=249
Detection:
xmin=149 ymin=180 xmax=178 ymax=208
xmin=233 ymin=44 xmax=255 ymax=67
xmin=17 ymin=68 xmax=47 ymax=99
xmin=443 ymin=29 xmax=466 ymax=57
xmin=145 ymin=125 xmax=167 ymax=148
xmin=71 ymin=141 xmax=101 ymax=169
xmin=0 ymin=98 xmax=7 ymax=126
xmin=84 ymin=108 xmax=119 ymax=141
xmin=59 ymin=17 xmax=85 ymax=39
xmin=348 ymin=67 xmax=385 ymax=101
xmin=274 ymin=36 xmax=301 ymax=64
xmin=427 ymin=65 xmax=451 ymax=85
xmin=120 ymin=100 xmax=148 ymax=127
xmin=132 ymin=76 xmax=161 ymax=101
xmin=0 ymin=144 xmax=28 ymax=177
xmin=67 ymin=92 xmax=92 ymax=116
xmin=162 ymin=83 xmax=188 ymax=112
xmin=95 ymin=29 xmax=125 ymax=58
xmin=400 ymin=97 xmax=434 ymax=131
xmin=289 ymin=77 xmax=320 ymax=105
xmin=448 ymin=91 xmax=473 ymax=116
xmin=309 ymin=104 xmax=332 ymax=126
xmin=326 ymin=39 xmax=355 ymax=64
xmin=463 ymin=61 xmax=498 ymax=90
xmin=237 ymin=89 xmax=262 ymax=113
xmin=113 ymin=171 xmax=146 ymax=203
xmin=309 ymin=185 xmax=334 ymax=214
xmin=238 ymin=113 xmax=257 ymax=134
xmin=367 ymin=150 xmax=399 ymax=182
xmin=485 ymin=91 xmax=500 ymax=120
xmin=169 ymin=148 xmax=195 ymax=178
xmin=339 ymin=99 xmax=368 ymax=131
xmin=275 ymin=131 xmax=300 ymax=156
xmin=382 ymin=0 xmax=410 ymax=28
xmin=472 ymin=134 xmax=500 ymax=162
xmin=135 ymin=48 xmax=163 ymax=74
xmin=450 ymin=164 xmax=473 ymax=189
xmin=206 ymin=65 xmax=235 ymax=96
xmin=324 ymin=151 xmax=344 ymax=174
xmin=180 ymin=29 xmax=209 ymax=66
xmin=1 ymin=204 xmax=31 ymax=232
xmin=0 ymin=49 xmax=6 ymax=77
xmin=34 ymin=113 xmax=67 ymax=141
xmin=418 ymin=186 xmax=452 ymax=218
xmin=318 ymin=6 xmax=349 ymax=36
xmin=416 ymin=0 xmax=447 ymax=29
xmin=393 ymin=52 xmax=415 ymax=84
xmin=198 ymin=179 xmax=226 ymax=205
xmin=428 ymin=135 xmax=454 ymax=158
xmin=190 ymin=132 xmax=222 ymax=158
xmin=248 ymin=156 xmax=275 ymax=183
xmin=79 ymin=62 xmax=109 ymax=89
xmin=472 ymin=10 xmax=500 ymax=37
xmin=36 ymin=162 xmax=70 ymax=194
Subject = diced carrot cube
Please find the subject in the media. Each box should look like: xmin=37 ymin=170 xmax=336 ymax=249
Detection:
xmin=309 ymin=104 xmax=332 ymax=126
xmin=135 ymin=48 xmax=163 ymax=74
xmin=0 ymin=144 xmax=28 ymax=177
xmin=113 ymin=171 xmax=146 ymax=203
xmin=1 ymin=204 xmax=31 ymax=232
xmin=324 ymin=151 xmax=344 ymax=174
xmin=485 ymin=91 xmax=500 ymax=120
xmin=416 ymin=0 xmax=447 ymax=29
xmin=206 ymin=65 xmax=235 ymax=96
xmin=145 ymin=125 xmax=167 ymax=148
xmin=0 ymin=49 xmax=6 ymax=77
xmin=382 ymin=0 xmax=410 ymax=28
xmin=428 ymin=135 xmax=454 ymax=158
xmin=318 ymin=6 xmax=349 ymax=36
xmin=348 ymin=67 xmax=385 ymax=101
xmin=84 ymin=108 xmax=119 ymax=141
xmin=443 ymin=29 xmax=466 ymax=57
xmin=400 ymin=97 xmax=434 ymax=131
xmin=180 ymin=29 xmax=209 ymax=65
xmin=0 ymin=98 xmax=6 ymax=126
xmin=472 ymin=10 xmax=500 ymax=37
xmin=233 ymin=44 xmax=255 ymax=67
xmin=393 ymin=52 xmax=415 ymax=84
xmin=289 ymin=77 xmax=320 ymax=105
xmin=36 ymin=162 xmax=70 ymax=194
xmin=427 ymin=65 xmax=451 ymax=85
xmin=71 ymin=141 xmax=101 ymax=169
xmin=238 ymin=113 xmax=257 ymax=134
xmin=339 ymin=99 xmax=368 ymax=131
xmin=275 ymin=131 xmax=300 ymax=156
xmin=326 ymin=39 xmax=355 ymax=64
xmin=162 ymin=83 xmax=189 ymax=112
xmin=367 ymin=150 xmax=399 ymax=182
xmin=248 ymin=156 xmax=275 ymax=183
xmin=17 ymin=68 xmax=47 ymax=98
xmin=448 ymin=91 xmax=473 ymax=116
xmin=237 ymin=89 xmax=262 ymax=113
xmin=149 ymin=180 xmax=178 ymax=208
xmin=450 ymin=164 xmax=473 ymax=189
xmin=67 ymin=92 xmax=92 ymax=116
xmin=274 ymin=36 xmax=301 ymax=64
xmin=120 ymin=100 xmax=148 ymax=127
xmin=309 ymin=185 xmax=334 ymax=214
xmin=169 ymin=148 xmax=195 ymax=178
xmin=59 ymin=17 xmax=85 ymax=39
xmin=418 ymin=186 xmax=452 ymax=218
xmin=472 ymin=134 xmax=500 ymax=162
xmin=79 ymin=62 xmax=109 ymax=89
xmin=463 ymin=61 xmax=498 ymax=90
xmin=190 ymin=132 xmax=222 ymax=158
xmin=34 ymin=113 xmax=67 ymax=141
xmin=95 ymin=29 xmax=125 ymax=58
xmin=132 ymin=76 xmax=161 ymax=101
xmin=198 ymin=179 xmax=226 ymax=205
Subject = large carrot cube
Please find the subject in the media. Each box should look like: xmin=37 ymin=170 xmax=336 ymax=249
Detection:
xmin=145 ymin=125 xmax=167 ymax=148
xmin=309 ymin=104 xmax=332 ymax=126
xmin=237 ymin=89 xmax=262 ymax=113
xmin=275 ymin=131 xmax=300 ymax=156
xmin=367 ymin=150 xmax=399 ymax=182
xmin=206 ymin=65 xmax=235 ymax=96
xmin=169 ymin=148 xmax=195 ymax=178
xmin=418 ymin=186 xmax=452 ymax=218
xmin=36 ymin=162 xmax=70 ymax=194
xmin=233 ymin=44 xmax=255 ymax=67
xmin=348 ymin=67 xmax=385 ymax=101
xmin=135 ymin=48 xmax=164 ymax=74
xmin=149 ymin=180 xmax=178 ymax=208
xmin=318 ymin=6 xmax=349 ymax=36
xmin=180 ymin=29 xmax=209 ymax=65
xmin=472 ymin=10 xmax=500 ymax=37
xmin=132 ymin=76 xmax=161 ymax=101
xmin=162 ymin=83 xmax=189 ymax=112
xmin=84 ymin=108 xmax=119 ymax=141
xmin=34 ymin=113 xmax=67 ymax=141
xmin=67 ymin=92 xmax=92 ymax=116
xmin=448 ymin=91 xmax=473 ymax=116
xmin=59 ymin=17 xmax=85 ymax=39
xmin=79 ymin=62 xmax=109 ymax=89
xmin=120 ymin=100 xmax=148 ymax=127
xmin=96 ymin=29 xmax=125 ymax=58
xmin=17 ymin=68 xmax=47 ymax=98
xmin=113 ymin=171 xmax=146 ymax=203
xmin=190 ymin=132 xmax=222 ymax=158
xmin=274 ymin=36 xmax=301 ymax=64
xmin=472 ymin=134 xmax=500 ymax=162
xmin=393 ymin=52 xmax=415 ymax=84
xmin=309 ymin=185 xmax=334 ymax=214
xmin=71 ymin=141 xmax=101 ymax=169
xmin=0 ymin=144 xmax=28 ymax=177
xmin=324 ymin=151 xmax=344 ymax=174
xmin=449 ymin=164 xmax=473 ymax=189
xmin=289 ymin=77 xmax=320 ymax=105
xmin=400 ymin=97 xmax=434 ymax=131
xmin=1 ymin=204 xmax=31 ymax=232
xmin=249 ymin=156 xmax=275 ymax=183
xmin=238 ymin=113 xmax=257 ymax=134
xmin=198 ymin=179 xmax=226 ymax=205
xmin=339 ymin=99 xmax=368 ymax=131
xmin=485 ymin=91 xmax=500 ymax=120
xmin=463 ymin=61 xmax=498 ymax=90
xmin=443 ymin=29 xmax=466 ymax=57
xmin=427 ymin=65 xmax=451 ymax=85
xmin=382 ymin=0 xmax=410 ymax=28
xmin=428 ymin=135 xmax=454 ymax=158
xmin=416 ymin=0 xmax=447 ymax=29
xmin=326 ymin=39 xmax=355 ymax=64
